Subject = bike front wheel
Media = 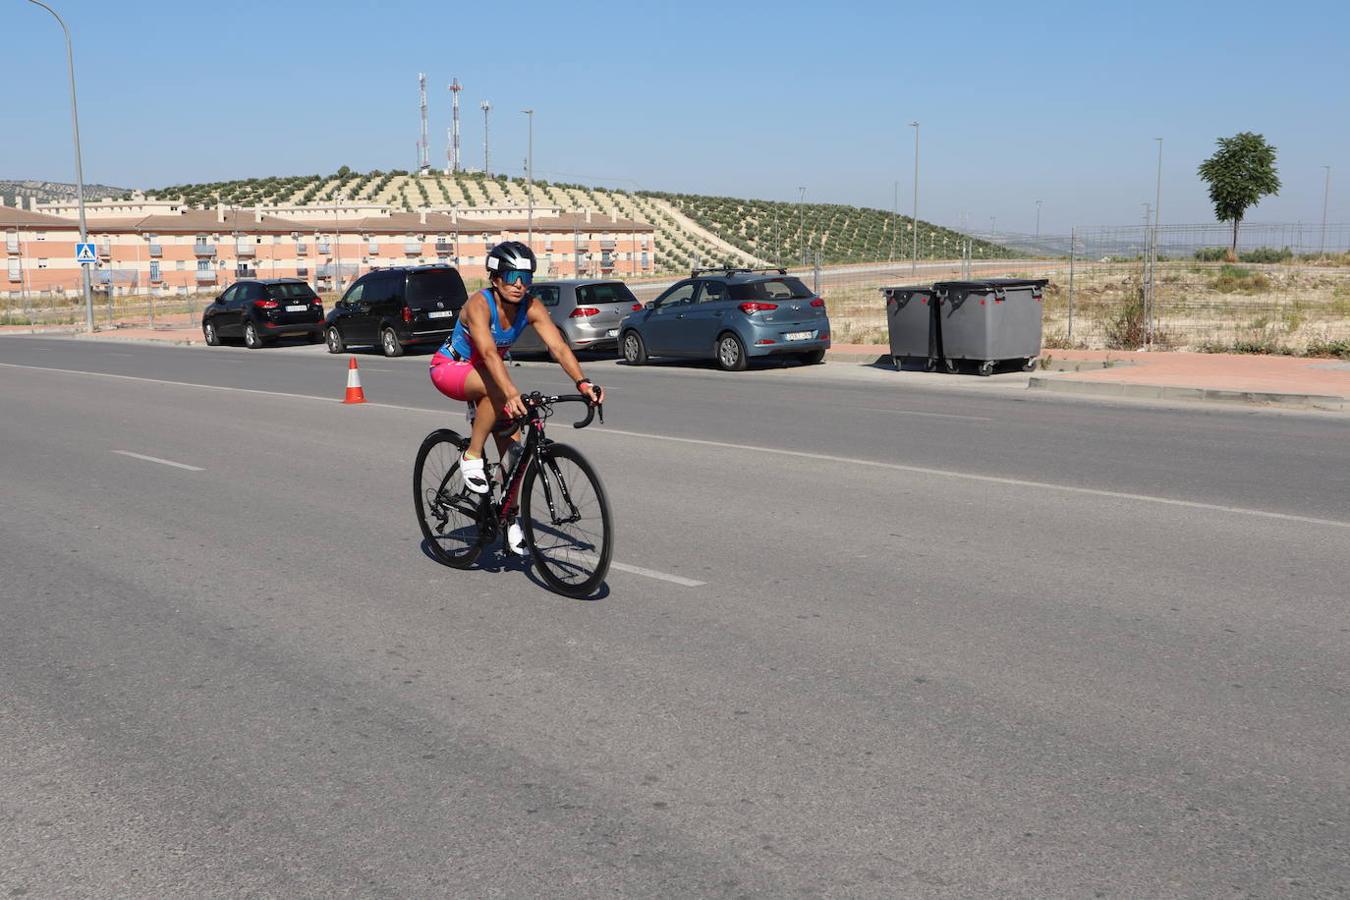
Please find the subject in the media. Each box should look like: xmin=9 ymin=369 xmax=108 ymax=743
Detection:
xmin=414 ymin=429 xmax=484 ymax=569
xmin=522 ymin=443 xmax=613 ymax=598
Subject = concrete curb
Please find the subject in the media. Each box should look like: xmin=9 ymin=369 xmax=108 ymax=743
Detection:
xmin=1027 ymin=376 xmax=1346 ymax=411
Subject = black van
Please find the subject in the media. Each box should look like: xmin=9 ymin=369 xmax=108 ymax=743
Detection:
xmin=323 ymin=265 xmax=469 ymax=357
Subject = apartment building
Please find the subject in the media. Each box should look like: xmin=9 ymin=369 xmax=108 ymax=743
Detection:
xmin=2 ymin=200 xmax=656 ymax=297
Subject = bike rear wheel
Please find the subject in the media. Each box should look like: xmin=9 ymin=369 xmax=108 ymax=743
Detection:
xmin=414 ymin=429 xmax=484 ymax=569
xmin=522 ymin=443 xmax=613 ymax=598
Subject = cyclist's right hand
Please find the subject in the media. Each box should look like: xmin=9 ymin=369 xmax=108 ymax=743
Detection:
xmin=502 ymin=391 xmax=528 ymax=420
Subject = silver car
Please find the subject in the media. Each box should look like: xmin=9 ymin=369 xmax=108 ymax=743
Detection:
xmin=512 ymin=279 xmax=642 ymax=355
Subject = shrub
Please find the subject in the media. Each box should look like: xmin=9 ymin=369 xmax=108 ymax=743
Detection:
xmin=1193 ymin=247 xmax=1229 ymax=262
xmin=1238 ymin=246 xmax=1293 ymax=264
xmin=1211 ymin=265 xmax=1270 ymax=293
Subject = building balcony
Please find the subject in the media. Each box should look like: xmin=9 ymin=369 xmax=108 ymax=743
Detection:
xmin=148 ymin=243 xmax=162 ymax=257
xmin=317 ymin=241 xmax=331 ymax=254
xmin=195 ymin=270 xmax=217 ymax=283
xmin=7 ymin=269 xmax=21 ymax=283
xmin=150 ymin=271 xmax=163 ymax=283
xmin=297 ymin=244 xmax=308 ymax=256
xmin=6 ymin=236 xmax=21 ymax=254
xmin=404 ymin=241 xmax=421 ymax=255
xmin=434 ymin=242 xmax=453 ymax=255
xmin=235 ymin=243 xmax=256 ymax=257
xmin=368 ymin=243 xmax=381 ymax=254
xmin=600 ymin=240 xmax=616 ymax=251
xmin=296 ymin=267 xmax=309 ymax=278
xmin=98 ymin=244 xmax=112 ymax=259
xmin=194 ymin=244 xmax=217 ymax=258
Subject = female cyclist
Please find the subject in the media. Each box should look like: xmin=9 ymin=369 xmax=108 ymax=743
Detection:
xmin=429 ymin=241 xmax=604 ymax=553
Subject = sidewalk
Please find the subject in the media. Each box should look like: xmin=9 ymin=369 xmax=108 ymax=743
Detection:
xmin=827 ymin=343 xmax=1350 ymax=411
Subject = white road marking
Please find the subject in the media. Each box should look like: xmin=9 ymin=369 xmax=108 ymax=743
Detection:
xmin=593 ymin=428 xmax=1350 ymax=531
xmin=111 ymin=450 xmax=203 ymax=471
xmin=7 ymin=362 xmax=1347 ymax=531
xmin=857 ymin=405 xmax=991 ymax=421
xmin=610 ymin=562 xmax=705 ymax=587
xmin=0 ymin=362 xmax=342 ymax=404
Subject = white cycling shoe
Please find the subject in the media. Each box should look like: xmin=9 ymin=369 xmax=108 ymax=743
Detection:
xmin=459 ymin=454 xmax=489 ymax=494
xmin=506 ymin=519 xmax=528 ymax=556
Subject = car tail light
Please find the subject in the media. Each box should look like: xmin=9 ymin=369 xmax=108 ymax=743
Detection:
xmin=810 ymin=297 xmax=825 ymax=307
xmin=570 ymin=306 xmax=600 ymax=318
xmin=738 ymin=302 xmax=778 ymax=314
xmin=254 ymin=300 xmax=279 ymax=309
xmin=631 ymin=303 xmax=642 ymax=311
xmin=755 ymin=339 xmax=775 ymax=345
xmin=402 ymin=306 xmax=413 ymax=323
xmin=818 ymin=332 xmax=829 ymax=341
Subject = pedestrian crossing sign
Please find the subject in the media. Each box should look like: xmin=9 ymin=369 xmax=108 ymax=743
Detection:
xmin=76 ymin=242 xmax=97 ymax=264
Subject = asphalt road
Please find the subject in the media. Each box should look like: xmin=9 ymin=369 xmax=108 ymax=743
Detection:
xmin=1 ymin=336 xmax=1347 ymax=898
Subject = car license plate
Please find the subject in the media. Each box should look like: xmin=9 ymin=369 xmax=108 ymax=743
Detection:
xmin=606 ymin=329 xmax=618 ymax=337
xmin=427 ymin=310 xmax=452 ymax=319
xmin=285 ymin=304 xmax=308 ymax=312
xmin=785 ymin=331 xmax=814 ymax=341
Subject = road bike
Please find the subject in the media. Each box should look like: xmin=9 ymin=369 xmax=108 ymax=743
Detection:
xmin=414 ymin=393 xmax=613 ymax=598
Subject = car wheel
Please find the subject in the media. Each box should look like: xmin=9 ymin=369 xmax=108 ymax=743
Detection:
xmin=716 ymin=332 xmax=747 ymax=371
xmin=203 ymin=321 xmax=220 ymax=346
xmin=621 ymin=330 xmax=647 ymax=365
xmin=381 ymin=327 xmax=405 ymax=358
xmin=243 ymin=321 xmax=265 ymax=349
xmin=325 ymin=325 xmax=345 ymax=354
xmin=799 ymin=348 xmax=826 ymax=365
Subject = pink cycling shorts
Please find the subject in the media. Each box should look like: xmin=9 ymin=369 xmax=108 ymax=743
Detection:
xmin=429 ymin=359 xmax=479 ymax=401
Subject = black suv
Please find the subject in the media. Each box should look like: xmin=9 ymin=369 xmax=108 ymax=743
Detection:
xmin=202 ymin=278 xmax=324 ymax=349
xmin=324 ymin=265 xmax=469 ymax=357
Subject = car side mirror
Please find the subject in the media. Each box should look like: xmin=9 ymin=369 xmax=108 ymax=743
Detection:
xmin=644 ymin=301 xmax=655 ymax=310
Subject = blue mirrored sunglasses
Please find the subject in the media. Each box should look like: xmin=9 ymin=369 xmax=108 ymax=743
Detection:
xmin=501 ymin=270 xmax=533 ymax=286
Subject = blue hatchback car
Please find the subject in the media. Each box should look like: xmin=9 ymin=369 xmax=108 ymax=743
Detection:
xmin=618 ymin=268 xmax=830 ymax=370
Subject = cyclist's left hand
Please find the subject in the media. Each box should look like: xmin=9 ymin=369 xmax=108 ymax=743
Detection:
xmin=581 ymin=382 xmax=604 ymax=405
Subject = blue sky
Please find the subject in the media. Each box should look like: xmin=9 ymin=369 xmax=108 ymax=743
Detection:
xmin=4 ymin=0 xmax=1347 ymax=232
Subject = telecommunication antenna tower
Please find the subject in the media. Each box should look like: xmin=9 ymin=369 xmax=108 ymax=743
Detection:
xmin=448 ymin=78 xmax=463 ymax=173
xmin=480 ymin=100 xmax=492 ymax=177
xmin=417 ymin=73 xmax=430 ymax=173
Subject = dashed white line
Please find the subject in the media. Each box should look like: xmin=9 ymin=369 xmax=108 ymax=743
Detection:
xmin=610 ymin=562 xmax=705 ymax=587
xmin=111 ymin=450 xmax=203 ymax=471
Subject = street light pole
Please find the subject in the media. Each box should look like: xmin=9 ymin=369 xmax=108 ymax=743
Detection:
xmin=1035 ymin=200 xmax=1042 ymax=239
xmin=910 ymin=121 xmax=919 ymax=274
xmin=522 ymin=109 xmax=534 ymax=245
xmin=1320 ymin=165 xmax=1332 ymax=259
xmin=797 ymin=186 xmax=806 ymax=266
xmin=333 ymin=194 xmax=345 ymax=294
xmin=27 ymin=0 xmax=93 ymax=332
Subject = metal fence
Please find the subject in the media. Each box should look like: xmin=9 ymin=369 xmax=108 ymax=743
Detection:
xmin=721 ymin=222 xmax=1350 ymax=351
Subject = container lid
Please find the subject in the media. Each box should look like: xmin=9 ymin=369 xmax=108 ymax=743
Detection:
xmin=934 ymin=278 xmax=1047 ymax=291
xmin=880 ymin=284 xmax=935 ymax=294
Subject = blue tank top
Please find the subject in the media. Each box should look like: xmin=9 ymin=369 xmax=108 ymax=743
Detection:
xmin=435 ymin=288 xmax=531 ymax=363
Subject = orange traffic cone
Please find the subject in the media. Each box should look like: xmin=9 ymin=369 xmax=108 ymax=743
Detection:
xmin=343 ymin=356 xmax=367 ymax=404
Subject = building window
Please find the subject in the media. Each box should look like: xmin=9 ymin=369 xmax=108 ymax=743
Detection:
xmin=35 ymin=232 xmax=46 ymax=241
xmin=176 ymin=260 xmax=186 ymax=270
xmin=7 ymin=259 xmax=20 ymax=282
xmin=197 ymin=259 xmax=210 ymax=273
xmin=150 ymin=261 xmax=160 ymax=280
xmin=37 ymin=259 xmax=48 ymax=269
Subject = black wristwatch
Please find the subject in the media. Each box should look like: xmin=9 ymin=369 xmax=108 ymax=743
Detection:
xmin=576 ymin=378 xmax=593 ymax=391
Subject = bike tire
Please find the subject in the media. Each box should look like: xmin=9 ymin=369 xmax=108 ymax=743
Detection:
xmin=414 ymin=429 xmax=485 ymax=569
xmin=522 ymin=443 xmax=613 ymax=598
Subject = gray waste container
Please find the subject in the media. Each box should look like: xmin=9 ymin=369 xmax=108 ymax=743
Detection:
xmin=933 ymin=278 xmax=1048 ymax=375
xmin=882 ymin=284 xmax=939 ymax=371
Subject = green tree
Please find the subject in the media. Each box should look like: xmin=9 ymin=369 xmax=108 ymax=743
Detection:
xmin=1197 ymin=132 xmax=1281 ymax=256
